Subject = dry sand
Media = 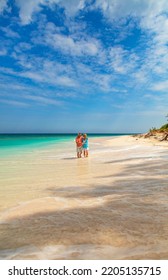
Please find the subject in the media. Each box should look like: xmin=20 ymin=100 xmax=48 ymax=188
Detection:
xmin=0 ymin=135 xmax=168 ymax=259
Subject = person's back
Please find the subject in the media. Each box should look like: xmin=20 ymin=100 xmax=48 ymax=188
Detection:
xmin=82 ymin=137 xmax=88 ymax=149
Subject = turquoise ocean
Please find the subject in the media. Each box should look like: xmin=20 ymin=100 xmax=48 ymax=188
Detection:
xmin=0 ymin=133 xmax=131 ymax=158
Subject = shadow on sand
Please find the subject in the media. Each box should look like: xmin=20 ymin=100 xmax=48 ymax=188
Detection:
xmin=0 ymin=158 xmax=168 ymax=260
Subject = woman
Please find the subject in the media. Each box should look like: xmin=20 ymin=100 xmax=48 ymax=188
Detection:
xmin=82 ymin=134 xmax=89 ymax=157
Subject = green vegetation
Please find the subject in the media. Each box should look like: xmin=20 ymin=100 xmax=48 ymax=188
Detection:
xmin=149 ymin=124 xmax=168 ymax=133
xmin=149 ymin=127 xmax=157 ymax=132
xmin=145 ymin=115 xmax=168 ymax=141
xmin=160 ymin=123 xmax=168 ymax=131
xmin=149 ymin=114 xmax=168 ymax=133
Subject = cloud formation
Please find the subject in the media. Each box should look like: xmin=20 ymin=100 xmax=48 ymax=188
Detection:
xmin=0 ymin=0 xmax=166 ymax=25
xmin=0 ymin=0 xmax=168 ymax=132
xmin=0 ymin=0 xmax=8 ymax=13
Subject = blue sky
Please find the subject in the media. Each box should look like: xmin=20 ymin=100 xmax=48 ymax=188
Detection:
xmin=0 ymin=0 xmax=168 ymax=133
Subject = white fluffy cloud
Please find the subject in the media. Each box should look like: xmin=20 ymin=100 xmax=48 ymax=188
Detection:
xmin=14 ymin=0 xmax=85 ymax=24
xmin=15 ymin=0 xmax=45 ymax=24
xmin=44 ymin=32 xmax=100 ymax=56
xmin=1 ymin=26 xmax=20 ymax=38
xmin=0 ymin=99 xmax=29 ymax=107
xmin=152 ymin=80 xmax=168 ymax=91
xmin=109 ymin=47 xmax=129 ymax=74
xmin=0 ymin=48 xmax=7 ymax=56
xmin=0 ymin=0 xmax=167 ymax=26
xmin=93 ymin=0 xmax=168 ymax=21
xmin=0 ymin=0 xmax=7 ymax=13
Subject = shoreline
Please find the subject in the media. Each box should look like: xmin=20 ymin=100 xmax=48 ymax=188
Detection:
xmin=0 ymin=135 xmax=168 ymax=259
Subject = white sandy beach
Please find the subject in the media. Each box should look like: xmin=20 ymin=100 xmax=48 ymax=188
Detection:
xmin=0 ymin=135 xmax=168 ymax=260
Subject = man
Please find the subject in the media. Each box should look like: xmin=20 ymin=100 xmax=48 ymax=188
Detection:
xmin=75 ymin=133 xmax=83 ymax=158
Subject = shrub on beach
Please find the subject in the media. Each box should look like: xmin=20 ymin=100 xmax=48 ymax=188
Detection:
xmin=160 ymin=123 xmax=168 ymax=131
xmin=144 ymin=117 xmax=168 ymax=141
xmin=149 ymin=127 xmax=157 ymax=132
xmin=149 ymin=123 xmax=168 ymax=133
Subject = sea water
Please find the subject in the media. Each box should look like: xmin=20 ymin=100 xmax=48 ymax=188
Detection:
xmin=0 ymin=133 xmax=129 ymax=158
xmin=0 ymin=134 xmax=74 ymax=158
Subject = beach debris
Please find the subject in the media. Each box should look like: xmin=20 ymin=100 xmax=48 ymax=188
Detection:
xmin=133 ymin=131 xmax=168 ymax=142
xmin=160 ymin=133 xmax=168 ymax=141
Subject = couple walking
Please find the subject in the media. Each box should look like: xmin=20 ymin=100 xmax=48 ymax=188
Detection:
xmin=75 ymin=133 xmax=89 ymax=158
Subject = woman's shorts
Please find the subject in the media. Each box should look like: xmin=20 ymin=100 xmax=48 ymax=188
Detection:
xmin=83 ymin=147 xmax=89 ymax=150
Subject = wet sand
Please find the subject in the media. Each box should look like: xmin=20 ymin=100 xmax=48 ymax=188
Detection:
xmin=0 ymin=136 xmax=168 ymax=259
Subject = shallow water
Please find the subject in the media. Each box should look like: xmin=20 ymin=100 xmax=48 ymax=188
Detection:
xmin=0 ymin=137 xmax=168 ymax=259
